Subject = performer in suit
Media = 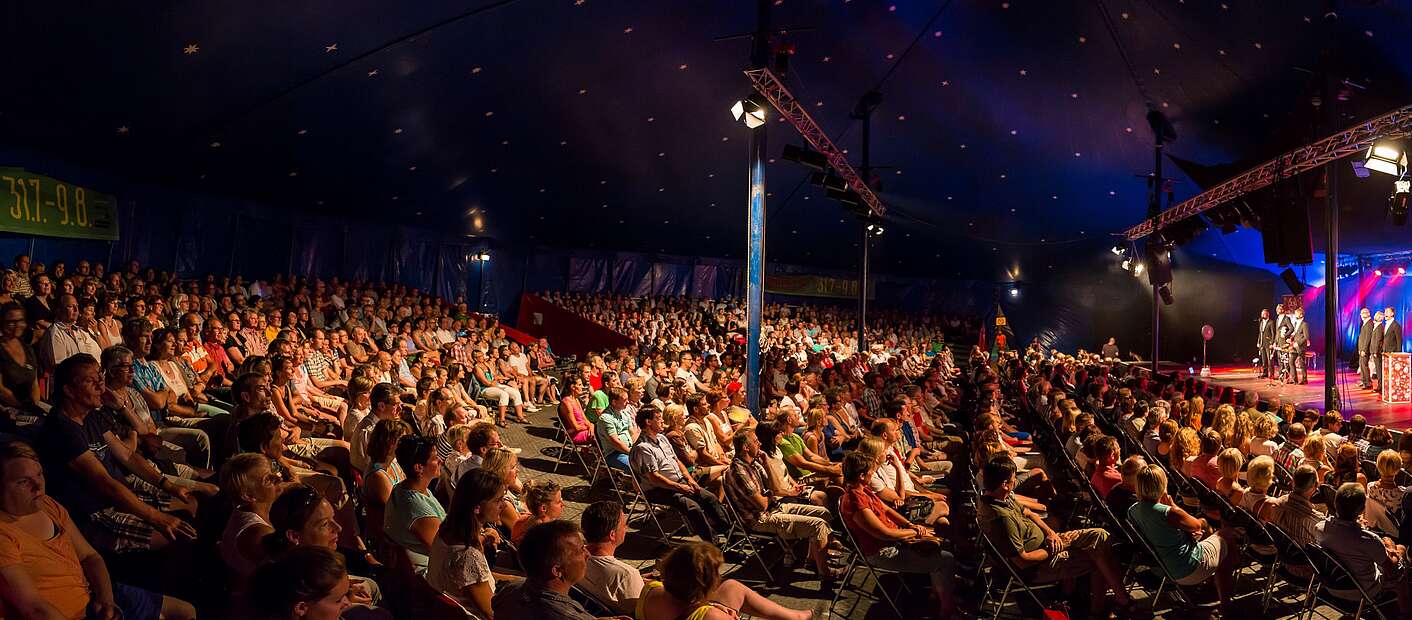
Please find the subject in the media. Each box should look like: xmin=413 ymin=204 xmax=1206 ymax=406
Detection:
xmin=1357 ymin=308 xmax=1375 ymax=388
xmin=1276 ymin=305 xmax=1294 ymax=381
xmin=1257 ymin=308 xmax=1275 ymax=378
xmin=1290 ymin=307 xmax=1310 ymax=384
xmin=1383 ymin=306 xmax=1403 ymax=353
xmin=1370 ymin=309 xmax=1386 ymax=390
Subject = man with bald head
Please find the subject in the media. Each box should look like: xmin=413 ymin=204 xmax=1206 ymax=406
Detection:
xmin=37 ymin=293 xmax=102 ymax=372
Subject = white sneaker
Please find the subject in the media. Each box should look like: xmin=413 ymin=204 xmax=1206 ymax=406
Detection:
xmin=523 ymin=404 xmax=541 ymax=412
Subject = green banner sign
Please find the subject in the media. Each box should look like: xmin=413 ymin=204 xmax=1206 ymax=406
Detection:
xmin=0 ymin=168 xmax=118 ymax=241
xmin=764 ymin=273 xmax=875 ymax=300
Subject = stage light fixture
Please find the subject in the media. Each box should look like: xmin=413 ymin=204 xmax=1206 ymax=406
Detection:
xmin=782 ymin=144 xmax=829 ymax=171
xmin=474 ymin=252 xmax=490 ymax=262
xmin=1389 ymin=177 xmax=1410 ymax=226
xmin=1364 ymin=142 xmax=1407 ymax=176
xmin=731 ymin=94 xmax=767 ymax=128
xmin=1111 ymin=245 xmax=1124 ymax=256
xmin=1375 ymin=268 xmax=1384 ymax=277
xmin=1400 ymin=266 xmax=1407 ymax=276
xmin=1009 ymin=287 xmax=1019 ymax=297
xmin=1133 ymin=262 xmax=1145 ymax=277
xmin=1120 ymin=258 xmax=1132 ymax=271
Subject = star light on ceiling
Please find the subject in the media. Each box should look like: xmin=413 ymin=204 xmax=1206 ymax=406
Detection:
xmin=116 ymin=126 xmax=130 ymax=134
xmin=325 ymin=43 xmax=338 ymax=53
xmin=367 ymin=69 xmax=379 ymax=77
xmin=297 ymin=129 xmax=308 ymax=135
xmin=183 ymin=43 xmax=200 ymax=55
xmin=471 ymin=66 xmax=482 ymax=74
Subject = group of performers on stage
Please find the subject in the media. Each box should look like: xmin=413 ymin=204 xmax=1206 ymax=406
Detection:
xmin=1356 ymin=306 xmax=1404 ymax=390
xmin=1257 ymin=305 xmax=1310 ymax=384
xmin=1257 ymin=303 xmax=1403 ymax=387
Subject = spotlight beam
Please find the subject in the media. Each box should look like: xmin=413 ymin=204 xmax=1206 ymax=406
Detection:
xmin=744 ymin=67 xmax=886 ymax=216
xmin=1122 ymin=102 xmax=1412 ymax=240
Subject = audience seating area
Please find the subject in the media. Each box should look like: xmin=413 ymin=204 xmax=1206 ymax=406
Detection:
xmin=1 ymin=254 xmax=1411 ymax=620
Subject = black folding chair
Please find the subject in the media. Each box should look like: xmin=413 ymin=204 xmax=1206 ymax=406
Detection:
xmin=977 ymin=529 xmax=1063 ymax=620
xmin=1123 ymin=512 xmax=1222 ymax=614
xmin=1262 ymin=522 xmax=1317 ymax=614
xmin=828 ymin=495 xmax=908 ymax=619
xmin=1303 ymin=541 xmax=1400 ymax=620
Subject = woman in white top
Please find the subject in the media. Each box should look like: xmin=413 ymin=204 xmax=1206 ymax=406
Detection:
xmin=219 ymin=453 xmax=279 ymax=588
xmin=427 ymin=468 xmax=520 ymax=619
xmin=1248 ymin=415 xmax=1280 ymax=458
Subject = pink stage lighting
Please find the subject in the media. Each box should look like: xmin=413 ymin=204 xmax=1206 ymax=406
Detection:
xmin=1400 ymin=266 xmax=1408 ymax=276
xmin=1375 ymin=269 xmax=1384 ymax=276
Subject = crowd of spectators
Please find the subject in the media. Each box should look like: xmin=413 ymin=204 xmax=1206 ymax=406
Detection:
xmin=8 ymin=248 xmax=1412 ymax=620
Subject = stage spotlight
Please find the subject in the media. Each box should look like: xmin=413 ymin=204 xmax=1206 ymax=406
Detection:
xmin=1375 ymin=268 xmax=1384 ymax=277
xmin=1111 ymin=245 xmax=1124 ymax=256
xmin=1364 ymin=142 xmax=1407 ymax=176
xmin=474 ymin=252 xmax=490 ymax=262
xmin=731 ymin=94 xmax=767 ymax=128
xmin=1121 ymin=258 xmax=1132 ymax=271
xmin=1389 ymin=178 xmax=1410 ymax=226
xmin=1009 ymin=287 xmax=1019 ymax=297
xmin=1133 ymin=262 xmax=1145 ymax=277
xmin=1400 ymin=267 xmax=1407 ymax=276
xmin=782 ymin=144 xmax=829 ymax=171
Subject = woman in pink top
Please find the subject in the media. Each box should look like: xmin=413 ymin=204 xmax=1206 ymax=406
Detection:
xmin=558 ymin=378 xmax=593 ymax=444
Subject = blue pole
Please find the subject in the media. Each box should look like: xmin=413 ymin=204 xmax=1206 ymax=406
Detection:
xmin=745 ymin=126 xmax=766 ymax=415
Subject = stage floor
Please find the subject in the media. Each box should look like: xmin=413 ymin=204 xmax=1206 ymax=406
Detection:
xmin=1163 ymin=362 xmax=1412 ymax=427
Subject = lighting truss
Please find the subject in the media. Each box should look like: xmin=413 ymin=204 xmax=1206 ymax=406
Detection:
xmin=1123 ymin=102 xmax=1412 ymax=241
xmin=744 ymin=67 xmax=885 ymax=216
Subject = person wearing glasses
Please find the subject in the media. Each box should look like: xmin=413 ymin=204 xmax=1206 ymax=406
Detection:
xmin=0 ymin=440 xmax=196 ymax=620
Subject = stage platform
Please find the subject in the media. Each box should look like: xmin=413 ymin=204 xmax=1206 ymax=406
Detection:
xmin=1155 ymin=362 xmax=1412 ymax=427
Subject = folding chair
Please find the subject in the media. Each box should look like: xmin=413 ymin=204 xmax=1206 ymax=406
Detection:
xmin=551 ymin=418 xmax=599 ymax=478
xmin=381 ymin=541 xmax=474 ymax=619
xmin=977 ymin=529 xmax=1064 ymax=620
xmin=620 ymin=455 xmax=683 ymax=545
xmin=827 ymin=495 xmax=908 ymax=619
xmin=1123 ymin=512 xmax=1222 ymax=614
xmin=1303 ymin=541 xmax=1400 ymax=620
xmin=1263 ymin=523 xmax=1317 ymax=614
xmin=718 ymin=491 xmax=781 ymax=582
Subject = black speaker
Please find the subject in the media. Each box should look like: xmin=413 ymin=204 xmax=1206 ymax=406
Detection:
xmin=1259 ymin=179 xmax=1314 ymax=265
xmin=1145 ymin=240 xmax=1174 ymax=287
xmin=1280 ymin=268 xmax=1304 ymax=295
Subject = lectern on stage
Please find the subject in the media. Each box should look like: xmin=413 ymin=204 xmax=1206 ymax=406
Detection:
xmin=1383 ymin=353 xmax=1411 ymax=404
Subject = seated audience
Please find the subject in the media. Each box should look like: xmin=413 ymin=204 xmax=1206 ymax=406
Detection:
xmin=636 ymin=541 xmax=810 ymax=620
xmin=37 ymin=354 xmax=198 ymax=552
xmin=383 ymin=435 xmax=445 ymax=571
xmin=512 ymin=479 xmax=565 ymax=545
xmin=630 ymin=406 xmax=730 ymax=543
xmin=491 ymin=520 xmax=598 ymax=620
xmin=838 ymin=451 xmax=958 ymax=618
xmin=979 ymin=456 xmax=1137 ymax=617
xmin=0 ymin=440 xmax=195 ymax=620
xmin=1128 ymin=464 xmax=1238 ymax=606
xmin=247 ymin=546 xmax=352 ymax=620
xmin=428 ymin=468 xmax=520 ymax=619
xmin=595 ymin=388 xmax=636 ymax=471
xmin=220 ymin=452 xmax=279 ymax=588
xmin=1105 ymin=455 xmax=1145 ymax=517
xmin=579 ymin=500 xmax=645 ymax=614
xmin=724 ymin=428 xmax=840 ymax=580
xmin=1315 ymin=482 xmax=1411 ymax=614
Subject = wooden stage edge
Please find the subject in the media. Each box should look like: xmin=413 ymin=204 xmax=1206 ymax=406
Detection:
xmin=1150 ymin=362 xmax=1412 ymax=427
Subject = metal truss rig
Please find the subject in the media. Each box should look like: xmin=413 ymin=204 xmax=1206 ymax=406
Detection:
xmin=1123 ymin=102 xmax=1412 ymax=241
xmin=744 ymin=67 xmax=886 ymax=216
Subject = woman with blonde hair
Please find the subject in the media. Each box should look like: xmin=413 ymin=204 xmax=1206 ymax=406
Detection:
xmin=1214 ymin=448 xmax=1246 ymax=505
xmin=1186 ymin=396 xmax=1205 ymax=430
xmin=1129 ymin=464 xmax=1238 ymax=607
xmin=1208 ymin=405 xmax=1235 ymax=447
xmin=1172 ymin=427 xmax=1200 ymax=474
xmin=481 ymin=448 xmax=528 ymax=528
xmin=1368 ymin=450 xmax=1408 ymax=514
xmin=1229 ymin=413 xmax=1254 ymax=454
xmin=1242 ymin=455 xmax=1276 ymax=514
xmin=1249 ymin=415 xmax=1279 ymax=457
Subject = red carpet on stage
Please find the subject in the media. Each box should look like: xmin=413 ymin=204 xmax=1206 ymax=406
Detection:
xmin=1190 ymin=363 xmax=1412 ymax=427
